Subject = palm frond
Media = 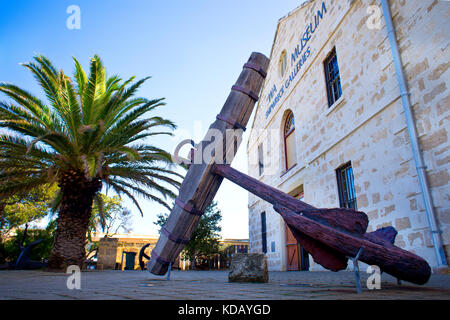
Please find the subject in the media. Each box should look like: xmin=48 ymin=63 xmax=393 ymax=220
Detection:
xmin=1 ymin=54 xmax=180 ymax=219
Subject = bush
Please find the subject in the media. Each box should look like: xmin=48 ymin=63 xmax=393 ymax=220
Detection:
xmin=0 ymin=221 xmax=56 ymax=263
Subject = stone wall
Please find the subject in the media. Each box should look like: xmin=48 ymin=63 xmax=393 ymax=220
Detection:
xmin=247 ymin=0 xmax=449 ymax=270
xmin=95 ymin=235 xmax=248 ymax=270
xmin=96 ymin=237 xmax=118 ymax=270
xmin=95 ymin=236 xmax=158 ymax=270
xmin=115 ymin=239 xmax=156 ymax=270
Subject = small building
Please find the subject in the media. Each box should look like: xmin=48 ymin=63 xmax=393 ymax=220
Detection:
xmin=93 ymin=233 xmax=248 ymax=271
xmin=93 ymin=233 xmax=160 ymax=270
xmin=247 ymin=0 xmax=449 ymax=271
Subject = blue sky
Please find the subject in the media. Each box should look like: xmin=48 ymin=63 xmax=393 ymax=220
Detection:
xmin=0 ymin=0 xmax=304 ymax=238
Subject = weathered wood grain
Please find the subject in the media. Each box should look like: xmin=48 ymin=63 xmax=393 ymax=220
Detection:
xmin=212 ymin=164 xmax=366 ymax=272
xmin=274 ymin=204 xmax=431 ymax=285
xmin=212 ymin=164 xmax=368 ymax=236
xmin=147 ymin=52 xmax=269 ymax=275
xmin=212 ymin=164 xmax=431 ymax=285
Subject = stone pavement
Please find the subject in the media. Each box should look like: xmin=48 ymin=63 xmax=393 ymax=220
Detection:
xmin=0 ymin=270 xmax=449 ymax=300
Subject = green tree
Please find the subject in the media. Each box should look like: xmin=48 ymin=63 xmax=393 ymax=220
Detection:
xmin=89 ymin=194 xmax=132 ymax=239
xmin=0 ymin=185 xmax=57 ymax=237
xmin=0 ymin=221 xmax=56 ymax=264
xmin=0 ymin=54 xmax=182 ymax=270
xmin=155 ymin=201 xmax=222 ymax=269
xmin=0 ymin=192 xmax=130 ymax=265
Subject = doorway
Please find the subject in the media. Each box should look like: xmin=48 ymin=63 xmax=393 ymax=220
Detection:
xmin=285 ymin=190 xmax=310 ymax=271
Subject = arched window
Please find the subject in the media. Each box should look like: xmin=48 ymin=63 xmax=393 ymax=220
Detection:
xmin=279 ymin=50 xmax=287 ymax=78
xmin=284 ymin=111 xmax=297 ymax=171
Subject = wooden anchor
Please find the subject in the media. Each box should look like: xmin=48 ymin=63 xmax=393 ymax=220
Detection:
xmin=212 ymin=164 xmax=431 ymax=285
xmin=147 ymin=52 xmax=431 ymax=286
xmin=147 ymin=52 xmax=270 ymax=275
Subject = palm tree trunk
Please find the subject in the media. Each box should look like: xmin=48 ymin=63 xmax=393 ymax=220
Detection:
xmin=0 ymin=202 xmax=6 ymax=233
xmin=47 ymin=173 xmax=101 ymax=271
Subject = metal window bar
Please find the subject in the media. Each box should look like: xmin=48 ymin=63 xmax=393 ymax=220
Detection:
xmin=336 ymin=163 xmax=358 ymax=210
xmin=324 ymin=48 xmax=342 ymax=107
xmin=347 ymin=167 xmax=357 ymax=210
xmin=261 ymin=212 xmax=267 ymax=253
xmin=284 ymin=112 xmax=295 ymax=170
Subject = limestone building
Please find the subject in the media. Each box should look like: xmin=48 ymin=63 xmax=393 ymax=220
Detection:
xmin=93 ymin=233 xmax=249 ymax=270
xmin=94 ymin=233 xmax=159 ymax=270
xmin=247 ymin=0 xmax=449 ymax=271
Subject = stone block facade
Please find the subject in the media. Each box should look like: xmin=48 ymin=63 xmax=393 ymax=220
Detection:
xmin=247 ymin=0 xmax=449 ymax=271
xmin=96 ymin=237 xmax=119 ymax=270
xmin=94 ymin=234 xmax=249 ymax=270
xmin=95 ymin=234 xmax=158 ymax=270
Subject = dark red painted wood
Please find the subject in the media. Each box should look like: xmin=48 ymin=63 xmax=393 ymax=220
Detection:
xmin=274 ymin=204 xmax=431 ymax=285
xmin=212 ymin=164 xmax=431 ymax=285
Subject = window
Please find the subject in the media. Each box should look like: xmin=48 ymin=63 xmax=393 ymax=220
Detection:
xmin=236 ymin=245 xmax=248 ymax=254
xmin=336 ymin=162 xmax=357 ymax=210
xmin=261 ymin=212 xmax=267 ymax=254
xmin=284 ymin=111 xmax=297 ymax=171
xmin=279 ymin=50 xmax=287 ymax=77
xmin=324 ymin=47 xmax=342 ymax=107
xmin=258 ymin=143 xmax=264 ymax=176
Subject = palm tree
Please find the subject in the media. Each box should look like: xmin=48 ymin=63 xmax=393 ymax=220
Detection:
xmin=0 ymin=54 xmax=182 ymax=270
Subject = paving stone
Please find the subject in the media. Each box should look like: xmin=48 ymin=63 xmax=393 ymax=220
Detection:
xmin=0 ymin=270 xmax=449 ymax=300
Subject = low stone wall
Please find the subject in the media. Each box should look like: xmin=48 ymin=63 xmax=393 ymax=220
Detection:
xmin=96 ymin=237 xmax=118 ymax=270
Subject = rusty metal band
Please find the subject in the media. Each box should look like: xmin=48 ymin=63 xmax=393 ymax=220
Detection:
xmin=216 ymin=114 xmax=246 ymax=131
xmin=161 ymin=226 xmax=190 ymax=245
xmin=243 ymin=63 xmax=267 ymax=78
xmin=231 ymin=85 xmax=259 ymax=102
xmin=175 ymin=198 xmax=203 ymax=216
xmin=151 ymin=250 xmax=172 ymax=266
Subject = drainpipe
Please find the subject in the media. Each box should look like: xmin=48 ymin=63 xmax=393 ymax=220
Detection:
xmin=380 ymin=0 xmax=447 ymax=267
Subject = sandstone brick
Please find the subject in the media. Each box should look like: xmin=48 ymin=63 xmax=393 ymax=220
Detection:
xmin=395 ymin=234 xmax=406 ymax=248
xmin=436 ymin=155 xmax=450 ymax=167
xmin=427 ymin=62 xmax=450 ymax=81
xmin=428 ymin=169 xmax=450 ymax=188
xmin=423 ymin=82 xmax=447 ymax=104
xmin=395 ymin=217 xmax=411 ymax=231
xmin=410 ymin=198 xmax=418 ymax=211
xmin=420 ymin=128 xmax=448 ymax=151
xmin=384 ymin=204 xmax=396 ymax=216
xmin=367 ymin=209 xmax=379 ymax=220
xmin=439 ymin=208 xmax=450 ymax=224
xmin=383 ymin=191 xmax=394 ymax=201
xmin=418 ymin=78 xmax=425 ymax=91
xmin=407 ymin=58 xmax=429 ymax=81
xmin=395 ymin=163 xmax=409 ymax=178
xmin=357 ymin=194 xmax=369 ymax=208
xmin=423 ymin=229 xmax=434 ymax=247
xmin=436 ymin=95 xmax=450 ymax=116
xmin=408 ymin=232 xmax=424 ymax=247
xmin=372 ymin=193 xmax=381 ymax=204
xmin=311 ymin=141 xmax=321 ymax=153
